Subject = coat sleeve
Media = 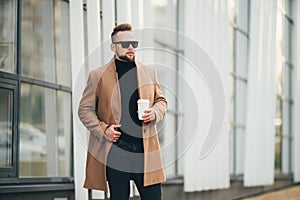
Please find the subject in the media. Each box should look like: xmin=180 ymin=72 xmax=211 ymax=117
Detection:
xmin=152 ymin=69 xmax=168 ymax=123
xmin=78 ymin=71 xmax=108 ymax=138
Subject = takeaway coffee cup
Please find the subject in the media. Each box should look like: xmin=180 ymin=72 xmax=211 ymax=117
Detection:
xmin=137 ymin=99 xmax=150 ymax=120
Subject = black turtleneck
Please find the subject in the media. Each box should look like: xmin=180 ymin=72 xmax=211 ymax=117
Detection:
xmin=115 ymin=59 xmax=142 ymax=143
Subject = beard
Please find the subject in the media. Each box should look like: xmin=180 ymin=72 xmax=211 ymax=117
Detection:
xmin=118 ymin=53 xmax=135 ymax=63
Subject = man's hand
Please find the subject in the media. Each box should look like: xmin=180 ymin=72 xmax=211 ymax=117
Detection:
xmin=104 ymin=124 xmax=121 ymax=142
xmin=142 ymin=108 xmax=156 ymax=123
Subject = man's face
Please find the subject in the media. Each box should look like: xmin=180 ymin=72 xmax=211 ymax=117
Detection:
xmin=111 ymin=31 xmax=138 ymax=62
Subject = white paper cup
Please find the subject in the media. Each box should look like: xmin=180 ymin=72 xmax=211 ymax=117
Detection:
xmin=137 ymin=99 xmax=150 ymax=120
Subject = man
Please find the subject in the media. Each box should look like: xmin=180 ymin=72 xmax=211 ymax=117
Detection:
xmin=78 ymin=23 xmax=167 ymax=200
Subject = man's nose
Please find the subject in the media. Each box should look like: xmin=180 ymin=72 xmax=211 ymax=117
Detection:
xmin=128 ymin=44 xmax=134 ymax=49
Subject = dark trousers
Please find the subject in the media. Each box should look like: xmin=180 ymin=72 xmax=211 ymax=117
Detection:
xmin=106 ymin=139 xmax=162 ymax=200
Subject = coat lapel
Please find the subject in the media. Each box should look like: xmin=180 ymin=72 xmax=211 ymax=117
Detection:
xmin=106 ymin=59 xmax=122 ymax=124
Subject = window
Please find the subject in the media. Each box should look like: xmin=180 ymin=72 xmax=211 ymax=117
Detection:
xmin=20 ymin=0 xmax=72 ymax=179
xmin=0 ymin=88 xmax=13 ymax=168
xmin=0 ymin=79 xmax=18 ymax=178
xmin=230 ymin=0 xmax=250 ymax=176
xmin=0 ymin=0 xmax=16 ymax=74
xmin=21 ymin=0 xmax=71 ymax=86
xmin=20 ymin=84 xmax=72 ymax=177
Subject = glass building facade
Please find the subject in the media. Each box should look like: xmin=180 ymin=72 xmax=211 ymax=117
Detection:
xmin=0 ymin=0 xmax=73 ymax=199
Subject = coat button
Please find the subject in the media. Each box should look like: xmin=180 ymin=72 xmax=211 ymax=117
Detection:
xmin=143 ymin=128 xmax=146 ymax=133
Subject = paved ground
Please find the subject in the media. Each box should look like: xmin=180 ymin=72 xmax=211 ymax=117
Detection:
xmin=244 ymin=185 xmax=300 ymax=200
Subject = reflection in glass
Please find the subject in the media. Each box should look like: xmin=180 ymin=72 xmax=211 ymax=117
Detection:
xmin=21 ymin=0 xmax=55 ymax=82
xmin=0 ymin=88 xmax=13 ymax=167
xmin=21 ymin=0 xmax=71 ymax=86
xmin=0 ymin=0 xmax=16 ymax=73
xmin=54 ymin=0 xmax=71 ymax=87
xmin=20 ymin=83 xmax=72 ymax=177
xmin=57 ymin=91 xmax=71 ymax=176
xmin=20 ymin=84 xmax=47 ymax=176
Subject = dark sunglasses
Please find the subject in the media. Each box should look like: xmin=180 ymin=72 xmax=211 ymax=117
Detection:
xmin=113 ymin=41 xmax=139 ymax=48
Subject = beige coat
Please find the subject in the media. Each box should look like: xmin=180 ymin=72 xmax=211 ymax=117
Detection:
xmin=78 ymin=58 xmax=167 ymax=191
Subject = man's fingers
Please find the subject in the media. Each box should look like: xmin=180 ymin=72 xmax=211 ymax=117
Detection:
xmin=142 ymin=111 xmax=152 ymax=117
xmin=113 ymin=131 xmax=121 ymax=136
xmin=141 ymin=108 xmax=155 ymax=123
xmin=143 ymin=115 xmax=154 ymax=122
xmin=104 ymin=124 xmax=122 ymax=142
xmin=143 ymin=109 xmax=151 ymax=113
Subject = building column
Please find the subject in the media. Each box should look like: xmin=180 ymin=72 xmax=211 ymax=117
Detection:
xmin=70 ymin=0 xmax=87 ymax=199
xmin=86 ymin=0 xmax=101 ymax=69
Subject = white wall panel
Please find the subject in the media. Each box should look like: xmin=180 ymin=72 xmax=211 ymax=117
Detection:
xmin=183 ymin=0 xmax=231 ymax=192
xmin=243 ymin=0 xmax=279 ymax=186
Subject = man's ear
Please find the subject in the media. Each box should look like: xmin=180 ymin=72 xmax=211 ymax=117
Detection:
xmin=110 ymin=43 xmax=115 ymax=52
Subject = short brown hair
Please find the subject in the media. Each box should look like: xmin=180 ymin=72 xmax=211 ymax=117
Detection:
xmin=111 ymin=23 xmax=133 ymax=41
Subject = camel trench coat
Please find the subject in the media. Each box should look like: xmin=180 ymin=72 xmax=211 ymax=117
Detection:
xmin=78 ymin=58 xmax=167 ymax=191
